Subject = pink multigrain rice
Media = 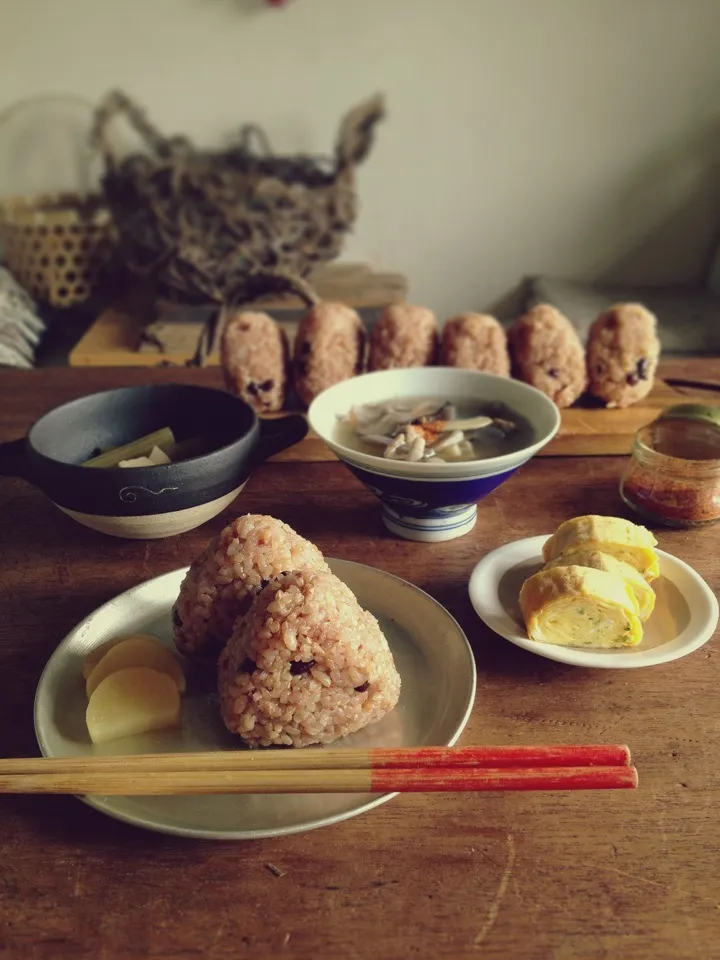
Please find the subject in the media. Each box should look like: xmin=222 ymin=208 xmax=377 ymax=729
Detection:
xmin=368 ymin=302 xmax=438 ymax=371
xmin=292 ymin=301 xmax=366 ymax=407
xmin=221 ymin=310 xmax=289 ymax=413
xmin=440 ymin=312 xmax=511 ymax=377
xmin=172 ymin=515 xmax=329 ymax=660
xmin=218 ymin=569 xmax=402 ymax=747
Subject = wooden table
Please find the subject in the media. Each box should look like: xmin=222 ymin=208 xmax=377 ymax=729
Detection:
xmin=0 ymin=363 xmax=718 ymax=960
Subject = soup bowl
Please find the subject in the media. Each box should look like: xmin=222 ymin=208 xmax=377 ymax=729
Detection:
xmin=308 ymin=367 xmax=561 ymax=542
xmin=0 ymin=383 xmax=307 ymax=539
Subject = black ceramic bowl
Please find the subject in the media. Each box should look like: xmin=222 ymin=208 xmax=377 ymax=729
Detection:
xmin=0 ymin=383 xmax=307 ymax=539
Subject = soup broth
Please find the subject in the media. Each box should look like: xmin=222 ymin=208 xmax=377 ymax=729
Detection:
xmin=336 ymin=396 xmax=535 ymax=464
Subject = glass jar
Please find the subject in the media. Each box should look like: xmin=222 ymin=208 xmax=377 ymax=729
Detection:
xmin=620 ymin=413 xmax=720 ymax=528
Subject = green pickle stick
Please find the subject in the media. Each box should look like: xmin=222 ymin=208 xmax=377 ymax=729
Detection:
xmin=83 ymin=427 xmax=177 ymax=468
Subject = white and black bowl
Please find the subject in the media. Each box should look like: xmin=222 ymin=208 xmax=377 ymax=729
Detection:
xmin=0 ymin=383 xmax=307 ymax=539
xmin=308 ymin=368 xmax=561 ymax=542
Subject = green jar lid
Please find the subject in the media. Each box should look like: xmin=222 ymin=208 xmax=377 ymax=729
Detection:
xmin=657 ymin=403 xmax=720 ymax=428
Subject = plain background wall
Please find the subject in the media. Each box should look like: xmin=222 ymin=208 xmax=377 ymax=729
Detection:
xmin=0 ymin=0 xmax=719 ymax=318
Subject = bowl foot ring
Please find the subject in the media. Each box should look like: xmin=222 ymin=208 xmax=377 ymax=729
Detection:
xmin=381 ymin=503 xmax=477 ymax=542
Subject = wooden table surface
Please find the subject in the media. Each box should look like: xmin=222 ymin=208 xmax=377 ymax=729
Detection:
xmin=0 ymin=362 xmax=718 ymax=960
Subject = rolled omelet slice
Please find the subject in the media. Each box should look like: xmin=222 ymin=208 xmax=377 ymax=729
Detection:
xmin=519 ymin=566 xmax=643 ymax=649
xmin=542 ymin=515 xmax=659 ymax=583
xmin=542 ymin=548 xmax=655 ymax=621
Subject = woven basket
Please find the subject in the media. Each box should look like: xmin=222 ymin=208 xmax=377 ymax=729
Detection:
xmin=0 ymin=192 xmax=115 ymax=308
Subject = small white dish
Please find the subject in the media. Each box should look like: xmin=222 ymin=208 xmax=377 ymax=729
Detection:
xmin=35 ymin=559 xmax=476 ymax=840
xmin=468 ymin=535 xmax=718 ymax=668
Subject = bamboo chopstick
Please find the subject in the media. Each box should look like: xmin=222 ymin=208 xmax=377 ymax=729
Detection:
xmin=0 ymin=765 xmax=638 ymax=795
xmin=0 ymin=744 xmax=631 ymax=776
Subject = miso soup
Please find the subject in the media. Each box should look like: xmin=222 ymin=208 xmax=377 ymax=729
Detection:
xmin=336 ymin=396 xmax=535 ymax=464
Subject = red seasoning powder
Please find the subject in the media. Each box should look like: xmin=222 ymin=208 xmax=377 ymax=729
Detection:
xmin=620 ymin=418 xmax=720 ymax=527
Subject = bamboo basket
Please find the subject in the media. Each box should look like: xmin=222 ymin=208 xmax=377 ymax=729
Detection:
xmin=0 ymin=192 xmax=115 ymax=307
xmin=0 ymin=95 xmax=118 ymax=308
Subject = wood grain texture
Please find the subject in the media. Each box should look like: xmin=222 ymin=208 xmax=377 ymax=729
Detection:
xmin=0 ymin=365 xmax=718 ymax=959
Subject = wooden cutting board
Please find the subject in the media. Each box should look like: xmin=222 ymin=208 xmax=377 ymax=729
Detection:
xmin=67 ymin=284 xmax=718 ymax=460
xmin=268 ymin=377 xmax=717 ymax=461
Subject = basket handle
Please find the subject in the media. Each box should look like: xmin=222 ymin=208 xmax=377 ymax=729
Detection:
xmin=0 ymin=94 xmax=104 ymax=197
xmin=238 ymin=124 xmax=273 ymax=156
xmin=190 ymin=271 xmax=321 ymax=368
xmin=0 ymin=94 xmax=97 ymax=131
xmin=241 ymin=271 xmax=321 ymax=310
xmin=90 ymin=90 xmax=175 ymax=169
xmin=335 ymin=93 xmax=386 ymax=171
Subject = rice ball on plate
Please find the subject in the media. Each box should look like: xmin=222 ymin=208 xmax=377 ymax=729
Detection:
xmin=173 ymin=515 xmax=329 ymax=661
xmin=218 ymin=569 xmax=402 ymax=747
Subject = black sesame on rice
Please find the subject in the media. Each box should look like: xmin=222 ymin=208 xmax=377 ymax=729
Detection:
xmin=290 ymin=659 xmax=316 ymax=676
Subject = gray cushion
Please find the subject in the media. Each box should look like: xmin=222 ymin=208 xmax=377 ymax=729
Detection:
xmin=526 ymin=276 xmax=720 ymax=355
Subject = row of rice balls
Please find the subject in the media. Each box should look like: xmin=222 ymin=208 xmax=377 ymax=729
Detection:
xmin=221 ymin=300 xmax=660 ymax=413
xmin=172 ymin=514 xmax=401 ymax=748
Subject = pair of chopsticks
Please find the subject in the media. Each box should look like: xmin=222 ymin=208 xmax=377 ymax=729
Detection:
xmin=0 ymin=745 xmax=637 ymax=795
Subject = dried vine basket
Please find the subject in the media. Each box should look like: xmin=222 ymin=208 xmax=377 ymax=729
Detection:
xmin=90 ymin=90 xmax=385 ymax=361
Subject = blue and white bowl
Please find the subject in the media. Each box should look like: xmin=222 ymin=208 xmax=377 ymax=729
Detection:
xmin=308 ymin=367 xmax=561 ymax=542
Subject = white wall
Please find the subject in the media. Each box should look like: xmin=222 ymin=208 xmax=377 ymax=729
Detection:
xmin=1 ymin=0 xmax=719 ymax=318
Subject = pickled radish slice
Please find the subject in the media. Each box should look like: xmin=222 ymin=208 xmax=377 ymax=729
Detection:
xmin=86 ymin=636 xmax=186 ymax=697
xmin=82 ymin=634 xmax=161 ymax=680
xmin=86 ymin=667 xmax=180 ymax=744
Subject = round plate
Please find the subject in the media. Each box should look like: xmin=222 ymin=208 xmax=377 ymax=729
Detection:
xmin=468 ymin=535 xmax=718 ymax=668
xmin=35 ymin=559 xmax=476 ymax=839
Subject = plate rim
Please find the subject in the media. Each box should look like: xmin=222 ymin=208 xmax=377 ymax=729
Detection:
xmin=468 ymin=535 xmax=719 ymax=669
xmin=34 ymin=559 xmax=477 ymax=840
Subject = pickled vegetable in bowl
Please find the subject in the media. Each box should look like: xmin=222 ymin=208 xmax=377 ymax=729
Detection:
xmin=82 ymin=427 xmax=209 ymax=469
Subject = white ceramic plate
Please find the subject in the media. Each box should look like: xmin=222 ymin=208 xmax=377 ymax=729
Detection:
xmin=468 ymin=535 xmax=718 ymax=668
xmin=34 ymin=560 xmax=476 ymax=840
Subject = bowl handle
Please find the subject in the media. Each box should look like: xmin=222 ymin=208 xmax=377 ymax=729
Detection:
xmin=255 ymin=415 xmax=308 ymax=463
xmin=0 ymin=437 xmax=30 ymax=479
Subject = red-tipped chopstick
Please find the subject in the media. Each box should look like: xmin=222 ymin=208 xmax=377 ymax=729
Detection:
xmin=0 ymin=744 xmax=631 ymax=774
xmin=368 ymin=744 xmax=631 ymax=769
xmin=0 ymin=766 xmax=637 ymax=795
xmin=0 ymin=746 xmax=638 ymax=795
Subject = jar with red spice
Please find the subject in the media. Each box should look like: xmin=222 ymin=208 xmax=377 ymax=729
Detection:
xmin=620 ymin=405 xmax=720 ymax=527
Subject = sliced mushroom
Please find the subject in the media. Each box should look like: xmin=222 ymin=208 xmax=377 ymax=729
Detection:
xmin=384 ymin=433 xmax=407 ymax=459
xmin=407 ymin=435 xmax=426 ymax=462
xmin=431 ymin=430 xmax=465 ymax=453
